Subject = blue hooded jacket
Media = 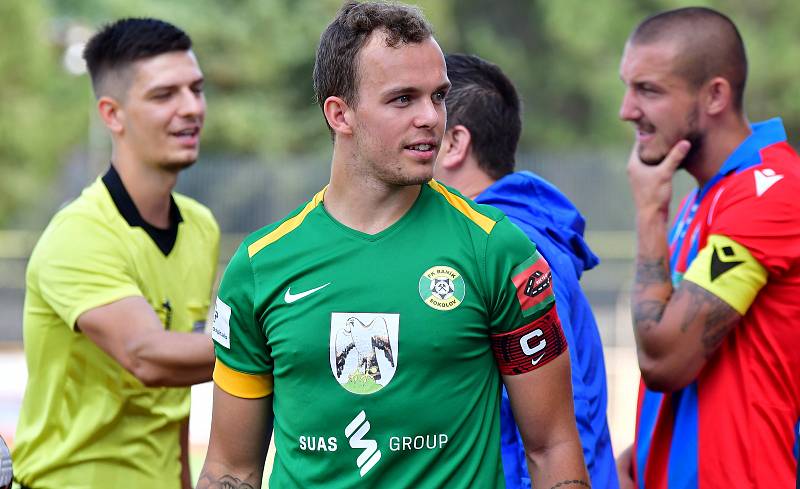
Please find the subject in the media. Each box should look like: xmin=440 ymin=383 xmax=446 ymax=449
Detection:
xmin=476 ymin=171 xmax=618 ymax=489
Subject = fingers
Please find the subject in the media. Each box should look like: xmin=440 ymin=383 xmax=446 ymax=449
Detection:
xmin=662 ymin=140 xmax=691 ymax=172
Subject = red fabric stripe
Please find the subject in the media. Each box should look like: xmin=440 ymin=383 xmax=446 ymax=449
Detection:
xmin=491 ymin=306 xmax=567 ymax=375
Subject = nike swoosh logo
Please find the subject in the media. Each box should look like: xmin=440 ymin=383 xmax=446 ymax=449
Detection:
xmin=710 ymin=245 xmax=743 ymax=282
xmin=284 ymin=283 xmax=331 ymax=303
xmin=531 ymin=354 xmax=545 ymax=366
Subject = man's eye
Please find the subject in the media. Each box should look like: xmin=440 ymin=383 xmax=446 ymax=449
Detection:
xmin=394 ymin=95 xmax=411 ymax=104
xmin=433 ymin=91 xmax=446 ymax=103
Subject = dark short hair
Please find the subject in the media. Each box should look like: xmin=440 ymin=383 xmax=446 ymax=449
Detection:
xmin=444 ymin=53 xmax=521 ymax=180
xmin=313 ymin=1 xmax=433 ymax=135
xmin=630 ymin=7 xmax=747 ymax=111
xmin=83 ymin=18 xmax=192 ymax=97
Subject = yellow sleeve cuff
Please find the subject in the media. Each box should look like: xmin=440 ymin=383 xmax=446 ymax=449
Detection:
xmin=213 ymin=359 xmax=273 ymax=398
xmin=683 ymin=234 xmax=767 ymax=315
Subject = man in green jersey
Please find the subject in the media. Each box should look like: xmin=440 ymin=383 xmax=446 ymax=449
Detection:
xmin=199 ymin=2 xmax=588 ymax=488
xmin=13 ymin=18 xmax=219 ymax=489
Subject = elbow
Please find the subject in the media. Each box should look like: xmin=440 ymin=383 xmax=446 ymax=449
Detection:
xmin=638 ymin=355 xmax=696 ymax=393
xmin=123 ymin=339 xmax=165 ymax=387
xmin=130 ymin=365 xmax=165 ymax=387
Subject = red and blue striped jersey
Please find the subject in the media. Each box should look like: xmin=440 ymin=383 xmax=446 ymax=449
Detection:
xmin=634 ymin=118 xmax=800 ymax=488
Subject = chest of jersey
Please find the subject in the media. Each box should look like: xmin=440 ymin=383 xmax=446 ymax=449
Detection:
xmin=250 ymin=208 xmax=506 ymax=487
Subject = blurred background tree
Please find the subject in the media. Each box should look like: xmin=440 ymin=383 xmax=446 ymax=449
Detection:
xmin=1 ymin=0 xmax=798 ymax=226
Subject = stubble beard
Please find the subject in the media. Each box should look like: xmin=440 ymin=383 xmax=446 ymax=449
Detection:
xmin=353 ymin=126 xmax=433 ymax=188
xmin=639 ymin=105 xmax=703 ymax=168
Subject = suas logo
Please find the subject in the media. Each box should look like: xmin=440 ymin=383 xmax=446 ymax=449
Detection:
xmin=345 ymin=411 xmax=381 ymax=477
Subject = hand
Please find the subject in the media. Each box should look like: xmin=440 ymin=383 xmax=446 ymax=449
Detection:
xmin=627 ymin=140 xmax=690 ymax=220
xmin=616 ymin=445 xmax=636 ymax=489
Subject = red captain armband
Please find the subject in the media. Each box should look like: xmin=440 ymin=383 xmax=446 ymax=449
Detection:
xmin=490 ymin=306 xmax=567 ymax=375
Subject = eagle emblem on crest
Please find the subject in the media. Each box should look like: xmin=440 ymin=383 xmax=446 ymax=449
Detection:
xmin=330 ymin=313 xmax=400 ymax=394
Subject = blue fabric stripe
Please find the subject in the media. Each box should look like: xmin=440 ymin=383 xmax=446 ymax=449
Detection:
xmin=667 ymin=383 xmax=699 ymax=489
xmin=669 ymin=190 xmax=695 ymax=246
xmin=795 ymin=418 xmax=799 ymax=488
xmin=636 ymin=388 xmax=663 ymax=489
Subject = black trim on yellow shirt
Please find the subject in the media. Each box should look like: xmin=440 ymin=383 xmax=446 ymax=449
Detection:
xmin=102 ymin=164 xmax=183 ymax=256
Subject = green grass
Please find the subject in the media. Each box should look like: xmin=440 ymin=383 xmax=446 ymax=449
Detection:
xmin=342 ymin=371 xmax=382 ymax=394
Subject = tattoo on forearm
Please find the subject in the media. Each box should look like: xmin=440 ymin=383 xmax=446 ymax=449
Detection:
xmin=635 ymin=256 xmax=670 ymax=285
xmin=632 ymin=256 xmax=671 ymax=331
xmin=196 ymin=474 xmax=256 ymax=489
xmin=549 ymin=480 xmax=591 ymax=489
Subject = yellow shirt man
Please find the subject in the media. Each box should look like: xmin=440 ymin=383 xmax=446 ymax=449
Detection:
xmin=13 ymin=167 xmax=219 ymax=488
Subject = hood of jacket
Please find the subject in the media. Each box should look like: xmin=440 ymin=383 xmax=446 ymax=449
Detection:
xmin=476 ymin=171 xmax=599 ymax=278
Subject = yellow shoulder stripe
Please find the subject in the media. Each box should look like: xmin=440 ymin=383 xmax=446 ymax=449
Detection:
xmin=683 ymin=234 xmax=767 ymax=315
xmin=248 ymin=187 xmax=326 ymax=258
xmin=427 ymin=180 xmax=496 ymax=234
xmin=213 ymin=359 xmax=274 ymax=399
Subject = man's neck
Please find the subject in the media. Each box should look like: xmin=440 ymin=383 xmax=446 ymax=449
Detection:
xmin=687 ymin=115 xmax=752 ymax=188
xmin=112 ymin=151 xmax=178 ymax=229
xmin=324 ymin=155 xmax=422 ymax=235
xmin=435 ymin=159 xmax=497 ymax=200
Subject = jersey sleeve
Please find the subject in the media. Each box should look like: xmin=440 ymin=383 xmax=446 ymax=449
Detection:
xmin=35 ymin=215 xmax=142 ymax=331
xmin=683 ymin=172 xmax=800 ymax=314
xmin=682 ymin=234 xmax=767 ymax=315
xmin=212 ymin=241 xmax=274 ymax=398
xmin=483 ymin=216 xmax=568 ymax=375
xmin=712 ymin=170 xmax=800 ymax=275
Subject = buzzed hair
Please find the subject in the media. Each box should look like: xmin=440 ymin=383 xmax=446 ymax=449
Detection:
xmin=629 ymin=7 xmax=747 ymax=111
xmin=83 ymin=18 xmax=192 ymax=99
xmin=444 ymin=53 xmax=521 ymax=180
xmin=313 ymin=1 xmax=433 ymax=135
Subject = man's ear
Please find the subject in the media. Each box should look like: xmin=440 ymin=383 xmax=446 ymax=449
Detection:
xmin=704 ymin=76 xmax=732 ymax=116
xmin=97 ymin=96 xmax=124 ymax=135
xmin=438 ymin=124 xmax=472 ymax=170
xmin=323 ymin=96 xmax=353 ymax=137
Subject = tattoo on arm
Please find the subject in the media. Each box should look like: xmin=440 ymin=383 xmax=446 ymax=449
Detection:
xmin=196 ymin=474 xmax=256 ymax=489
xmin=632 ymin=299 xmax=667 ymax=331
xmin=672 ymin=281 xmax=740 ymax=355
xmin=632 ymin=256 xmax=672 ymax=331
xmin=635 ymin=256 xmax=670 ymax=285
xmin=549 ymin=480 xmax=591 ymax=489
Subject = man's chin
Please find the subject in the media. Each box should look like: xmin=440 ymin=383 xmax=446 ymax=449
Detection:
xmin=162 ymin=155 xmax=198 ymax=172
xmin=638 ymin=148 xmax=667 ymax=166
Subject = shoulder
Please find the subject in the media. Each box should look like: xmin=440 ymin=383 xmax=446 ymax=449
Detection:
xmin=39 ymin=181 xmax=119 ymax=246
xmin=426 ymin=180 xmax=506 ymax=234
xmin=723 ymin=142 xmax=800 ymax=200
xmin=173 ymin=192 xmax=220 ymax=235
xmin=243 ymin=188 xmax=325 ymax=260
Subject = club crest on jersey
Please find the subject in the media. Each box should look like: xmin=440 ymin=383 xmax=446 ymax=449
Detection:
xmin=418 ymin=266 xmax=466 ymax=311
xmin=330 ymin=313 xmax=399 ymax=395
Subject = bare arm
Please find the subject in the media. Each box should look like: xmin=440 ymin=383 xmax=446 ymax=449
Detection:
xmin=77 ymin=296 xmax=215 ymax=387
xmin=628 ymin=141 xmax=740 ymax=392
xmin=504 ymin=353 xmax=589 ymax=488
xmin=615 ymin=444 xmax=636 ymax=489
xmin=197 ymin=386 xmax=273 ymax=489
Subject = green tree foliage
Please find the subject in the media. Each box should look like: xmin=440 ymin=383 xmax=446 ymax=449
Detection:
xmin=2 ymin=0 xmax=798 ymax=223
xmin=0 ymin=1 xmax=86 ymax=224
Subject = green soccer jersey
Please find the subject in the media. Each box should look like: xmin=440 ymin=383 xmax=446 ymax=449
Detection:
xmin=212 ymin=181 xmax=565 ymax=488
